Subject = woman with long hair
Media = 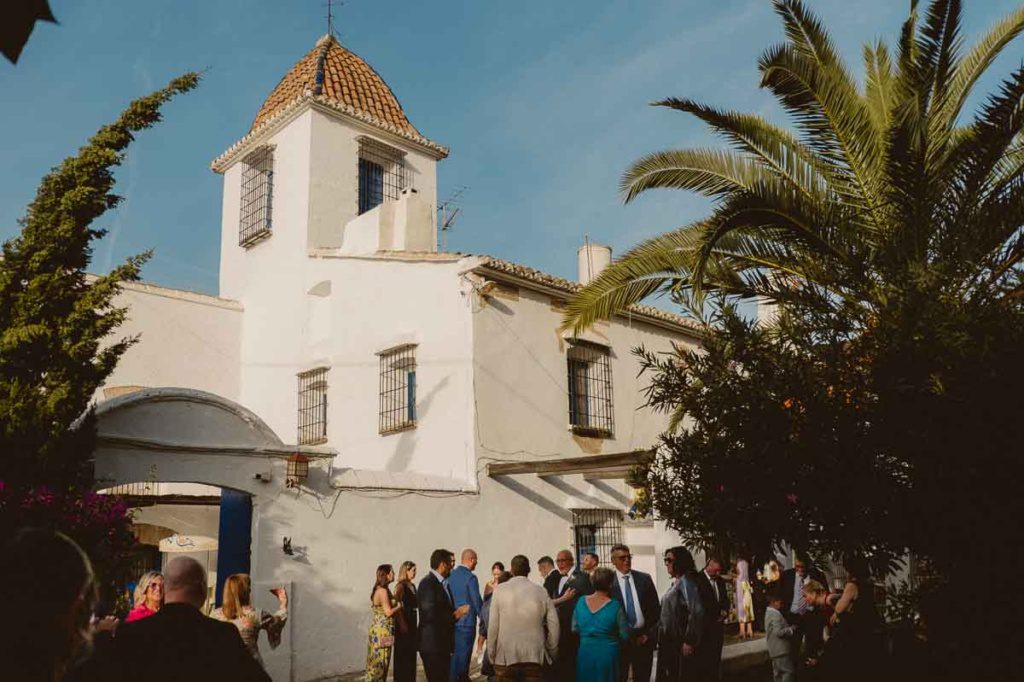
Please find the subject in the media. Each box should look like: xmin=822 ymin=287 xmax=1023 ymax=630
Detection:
xmin=733 ymin=555 xmax=754 ymax=639
xmin=210 ymin=573 xmax=288 ymax=667
xmin=822 ymin=557 xmax=883 ymax=681
xmin=125 ymin=570 xmax=164 ymax=623
xmin=392 ymin=561 xmax=418 ymax=682
xmin=657 ymin=546 xmax=702 ymax=682
xmin=483 ymin=561 xmax=505 ymax=597
xmin=365 ymin=563 xmax=402 ymax=681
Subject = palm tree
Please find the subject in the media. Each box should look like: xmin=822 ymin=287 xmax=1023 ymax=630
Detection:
xmin=562 ymin=0 xmax=1024 ymax=333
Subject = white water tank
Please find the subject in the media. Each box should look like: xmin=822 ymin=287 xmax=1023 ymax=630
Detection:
xmin=577 ymin=242 xmax=612 ymax=285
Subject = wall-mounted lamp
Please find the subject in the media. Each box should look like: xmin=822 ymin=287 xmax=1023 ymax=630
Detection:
xmin=286 ymin=453 xmax=310 ymax=488
xmin=283 ymin=537 xmax=293 ymax=555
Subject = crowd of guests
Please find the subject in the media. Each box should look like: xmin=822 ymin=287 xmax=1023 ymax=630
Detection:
xmin=0 ymin=527 xmax=283 ymax=681
xmin=0 ymin=526 xmax=881 ymax=682
xmin=364 ymin=543 xmax=727 ymax=682
xmin=366 ymin=546 xmax=882 ymax=682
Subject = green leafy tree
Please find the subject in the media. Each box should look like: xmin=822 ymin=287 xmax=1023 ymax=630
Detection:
xmin=0 ymin=73 xmax=200 ymax=490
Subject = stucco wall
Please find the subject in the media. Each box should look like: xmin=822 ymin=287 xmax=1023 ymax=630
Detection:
xmin=307 ymin=108 xmax=438 ymax=251
xmin=101 ymin=283 xmax=242 ymax=401
xmin=290 ymin=254 xmax=475 ymax=480
xmin=470 ymin=278 xmax=699 ymax=462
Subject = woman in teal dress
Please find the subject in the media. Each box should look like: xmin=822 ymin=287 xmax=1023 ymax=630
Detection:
xmin=573 ymin=566 xmax=630 ymax=681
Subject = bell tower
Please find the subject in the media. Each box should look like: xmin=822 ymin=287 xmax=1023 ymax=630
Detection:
xmin=210 ymin=34 xmax=449 ymax=299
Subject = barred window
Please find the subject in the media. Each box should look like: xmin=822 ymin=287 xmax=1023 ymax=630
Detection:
xmin=239 ymin=146 xmax=274 ymax=246
xmin=567 ymin=341 xmax=614 ymax=436
xmin=571 ymin=509 xmax=623 ymax=568
xmin=378 ymin=344 xmax=416 ymax=433
xmin=297 ymin=367 xmax=329 ymax=445
xmin=358 ymin=138 xmax=407 ymax=215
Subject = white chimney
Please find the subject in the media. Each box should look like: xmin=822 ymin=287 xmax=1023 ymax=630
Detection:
xmin=578 ymin=242 xmax=612 ymax=285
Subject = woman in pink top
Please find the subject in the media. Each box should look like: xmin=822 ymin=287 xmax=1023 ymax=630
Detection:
xmin=125 ymin=571 xmax=164 ymax=622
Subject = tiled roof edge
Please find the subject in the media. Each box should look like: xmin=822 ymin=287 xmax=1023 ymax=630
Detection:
xmin=475 ymin=257 xmax=704 ymax=335
xmin=210 ymin=94 xmax=449 ymax=173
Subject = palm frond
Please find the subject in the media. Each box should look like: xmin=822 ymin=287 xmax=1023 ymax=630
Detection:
xmin=759 ymin=44 xmax=882 ymax=218
xmin=652 ymin=98 xmax=832 ymax=198
xmin=864 ymin=41 xmax=895 ymax=133
xmin=560 ymin=223 xmax=711 ymax=333
xmin=932 ymin=5 xmax=1024 ymax=132
xmin=620 ymin=148 xmax=773 ymax=202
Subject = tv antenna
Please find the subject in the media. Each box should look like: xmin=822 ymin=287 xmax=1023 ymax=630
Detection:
xmin=325 ymin=0 xmax=344 ymax=37
xmin=438 ymin=185 xmax=468 ymax=252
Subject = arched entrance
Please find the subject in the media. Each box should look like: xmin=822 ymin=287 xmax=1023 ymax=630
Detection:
xmin=92 ymin=388 xmax=331 ymax=608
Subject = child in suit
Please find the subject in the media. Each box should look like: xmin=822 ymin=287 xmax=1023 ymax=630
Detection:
xmin=765 ymin=587 xmax=799 ymax=682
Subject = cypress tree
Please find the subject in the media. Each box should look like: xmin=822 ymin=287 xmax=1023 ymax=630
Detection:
xmin=0 ymin=73 xmax=199 ymax=489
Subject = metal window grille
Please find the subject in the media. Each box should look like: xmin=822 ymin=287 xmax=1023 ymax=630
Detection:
xmin=358 ymin=139 xmax=407 ymax=215
xmin=379 ymin=345 xmax=416 ymax=433
xmin=571 ymin=509 xmax=623 ymax=568
xmin=297 ymin=367 xmax=329 ymax=445
xmin=567 ymin=342 xmax=614 ymax=436
xmin=238 ymin=146 xmax=274 ymax=246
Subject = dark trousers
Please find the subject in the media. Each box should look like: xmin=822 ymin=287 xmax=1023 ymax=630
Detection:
xmin=394 ymin=631 xmax=417 ymax=682
xmin=619 ymin=633 xmax=655 ymax=682
xmin=450 ymin=628 xmax=475 ymax=681
xmin=656 ymin=640 xmax=680 ymax=682
xmin=545 ymin=634 xmax=577 ymax=681
xmin=696 ymin=624 xmax=724 ymax=682
xmin=421 ymin=651 xmax=452 ymax=682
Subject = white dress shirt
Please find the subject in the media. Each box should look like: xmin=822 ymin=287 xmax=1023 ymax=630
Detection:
xmin=791 ymin=572 xmax=807 ymax=614
xmin=557 ymin=572 xmax=570 ymax=595
xmin=432 ymin=569 xmax=452 ymax=605
xmin=615 ymin=570 xmax=645 ymax=629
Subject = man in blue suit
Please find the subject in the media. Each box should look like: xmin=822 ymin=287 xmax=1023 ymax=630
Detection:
xmin=447 ymin=548 xmax=483 ymax=682
xmin=609 ymin=543 xmax=661 ymax=682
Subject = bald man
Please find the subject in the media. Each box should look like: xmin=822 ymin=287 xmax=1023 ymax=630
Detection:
xmin=103 ymin=557 xmax=269 ymax=681
xmin=447 ymin=548 xmax=483 ymax=682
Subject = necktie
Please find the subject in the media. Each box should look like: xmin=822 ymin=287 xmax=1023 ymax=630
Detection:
xmin=623 ymin=575 xmax=638 ymax=628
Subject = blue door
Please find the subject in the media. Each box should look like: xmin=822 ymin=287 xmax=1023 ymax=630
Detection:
xmin=216 ymin=488 xmax=252 ymax=606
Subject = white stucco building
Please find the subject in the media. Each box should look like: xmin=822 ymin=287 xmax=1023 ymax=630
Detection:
xmin=93 ymin=34 xmax=703 ymax=680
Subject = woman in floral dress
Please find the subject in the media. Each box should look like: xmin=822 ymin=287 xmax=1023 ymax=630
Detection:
xmin=211 ymin=574 xmax=288 ymax=668
xmin=366 ymin=564 xmax=403 ymax=681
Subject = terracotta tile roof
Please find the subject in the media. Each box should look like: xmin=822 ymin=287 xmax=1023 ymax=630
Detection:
xmin=474 ymin=257 xmax=704 ymax=335
xmin=252 ymin=34 xmax=416 ymax=135
xmin=213 ymin=35 xmax=447 ymax=172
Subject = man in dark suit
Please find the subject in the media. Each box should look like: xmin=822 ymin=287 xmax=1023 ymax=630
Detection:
xmin=779 ymin=553 xmax=828 ymax=661
xmin=418 ymin=548 xmax=470 ymax=682
xmin=694 ymin=554 xmax=730 ymax=682
xmin=545 ymin=549 xmax=593 ymax=681
xmin=609 ymin=543 xmax=660 ymax=682
xmin=103 ymin=556 xmax=269 ymax=681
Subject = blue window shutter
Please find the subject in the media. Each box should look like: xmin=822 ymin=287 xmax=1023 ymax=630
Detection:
xmin=359 ymin=157 xmax=385 ymax=214
xmin=407 ymin=369 xmax=416 ymax=422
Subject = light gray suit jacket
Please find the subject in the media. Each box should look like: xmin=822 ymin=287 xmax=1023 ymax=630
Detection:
xmin=765 ymin=606 xmax=798 ymax=659
xmin=486 ymin=576 xmax=559 ymax=666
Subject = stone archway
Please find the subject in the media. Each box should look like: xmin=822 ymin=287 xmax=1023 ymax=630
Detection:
xmin=93 ymin=387 xmax=290 ymax=495
xmin=93 ymin=387 xmax=331 ymax=612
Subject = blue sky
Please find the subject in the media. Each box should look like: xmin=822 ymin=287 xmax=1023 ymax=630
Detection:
xmin=2 ymin=0 xmax=1020 ymax=296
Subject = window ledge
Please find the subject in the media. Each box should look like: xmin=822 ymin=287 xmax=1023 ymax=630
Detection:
xmin=299 ymin=436 xmax=328 ymax=446
xmin=240 ymin=229 xmax=272 ymax=249
xmin=380 ymin=422 xmax=416 ymax=436
xmin=570 ymin=425 xmax=613 ymax=439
